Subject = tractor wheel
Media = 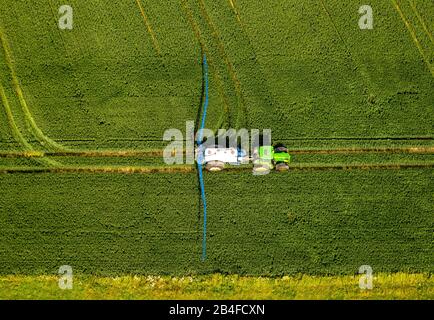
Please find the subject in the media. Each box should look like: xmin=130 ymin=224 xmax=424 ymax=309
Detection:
xmin=275 ymin=162 xmax=289 ymax=172
xmin=253 ymin=164 xmax=271 ymax=175
xmin=205 ymin=161 xmax=225 ymax=172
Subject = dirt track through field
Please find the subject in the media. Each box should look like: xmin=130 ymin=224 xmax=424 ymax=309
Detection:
xmin=135 ymin=0 xmax=161 ymax=55
xmin=409 ymin=0 xmax=434 ymax=44
xmin=0 ymin=30 xmax=68 ymax=153
xmin=0 ymin=146 xmax=432 ymax=158
xmin=391 ymin=0 xmax=434 ymax=77
xmin=0 ymin=162 xmax=432 ymax=175
xmin=197 ymin=0 xmax=247 ymax=128
xmin=179 ymin=0 xmax=233 ymax=130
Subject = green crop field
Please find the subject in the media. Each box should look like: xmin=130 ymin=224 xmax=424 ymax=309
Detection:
xmin=0 ymin=169 xmax=432 ymax=276
xmin=0 ymin=0 xmax=433 ymax=300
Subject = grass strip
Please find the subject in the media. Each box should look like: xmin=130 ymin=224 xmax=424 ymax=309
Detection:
xmin=0 ymin=273 xmax=432 ymax=300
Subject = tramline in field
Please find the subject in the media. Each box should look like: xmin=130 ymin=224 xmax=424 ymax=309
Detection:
xmin=196 ymin=142 xmax=292 ymax=172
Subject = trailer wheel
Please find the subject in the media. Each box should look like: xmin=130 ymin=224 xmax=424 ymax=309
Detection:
xmin=253 ymin=164 xmax=272 ymax=175
xmin=275 ymin=162 xmax=289 ymax=172
xmin=205 ymin=161 xmax=225 ymax=172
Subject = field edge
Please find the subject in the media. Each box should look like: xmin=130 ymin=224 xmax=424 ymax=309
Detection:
xmin=0 ymin=273 xmax=432 ymax=300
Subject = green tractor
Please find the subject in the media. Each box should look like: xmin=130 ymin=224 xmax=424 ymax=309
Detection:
xmin=252 ymin=143 xmax=291 ymax=174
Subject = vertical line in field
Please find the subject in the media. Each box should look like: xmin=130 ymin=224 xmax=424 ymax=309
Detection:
xmin=0 ymin=30 xmax=67 ymax=153
xmin=391 ymin=0 xmax=434 ymax=77
xmin=319 ymin=0 xmax=374 ymax=95
xmin=0 ymin=83 xmax=59 ymax=166
xmin=198 ymin=0 xmax=248 ymax=128
xmin=0 ymin=84 xmax=33 ymax=150
xmin=135 ymin=0 xmax=161 ymax=56
xmin=179 ymin=0 xmax=231 ymax=131
xmin=227 ymin=0 xmax=242 ymax=25
xmin=224 ymin=0 xmax=288 ymax=130
xmin=408 ymin=0 xmax=434 ymax=45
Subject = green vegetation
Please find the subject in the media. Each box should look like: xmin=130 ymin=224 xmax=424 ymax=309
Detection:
xmin=1 ymin=273 xmax=432 ymax=300
xmin=0 ymin=169 xmax=432 ymax=275
xmin=0 ymin=0 xmax=432 ymax=149
xmin=0 ymin=0 xmax=432 ymax=299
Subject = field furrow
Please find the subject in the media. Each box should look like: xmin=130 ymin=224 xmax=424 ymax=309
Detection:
xmin=0 ymin=30 xmax=67 ymax=154
xmin=391 ymin=0 xmax=434 ymax=77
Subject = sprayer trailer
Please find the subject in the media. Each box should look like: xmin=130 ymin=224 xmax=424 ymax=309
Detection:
xmin=197 ymin=145 xmax=248 ymax=172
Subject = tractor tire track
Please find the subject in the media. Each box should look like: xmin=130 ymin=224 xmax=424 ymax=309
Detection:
xmin=0 ymin=162 xmax=432 ymax=175
xmin=133 ymin=0 xmax=180 ymax=131
xmin=287 ymin=146 xmax=434 ymax=155
xmin=0 ymin=82 xmax=59 ymax=166
xmin=135 ymin=0 xmax=207 ymax=134
xmin=1 ymin=146 xmax=432 ymax=158
xmin=135 ymin=0 xmax=162 ymax=56
xmin=409 ymin=0 xmax=434 ymax=45
xmin=0 ymin=165 xmax=195 ymax=174
xmin=179 ymin=0 xmax=232 ymax=132
xmin=0 ymin=84 xmax=33 ymax=151
xmin=0 ymin=30 xmax=68 ymax=154
xmin=391 ymin=0 xmax=434 ymax=77
xmin=227 ymin=0 xmax=242 ymax=25
xmin=46 ymin=0 xmax=97 ymax=152
xmin=197 ymin=0 xmax=248 ymax=129
xmin=319 ymin=0 xmax=374 ymax=94
xmin=223 ymin=0 xmax=292 ymax=130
